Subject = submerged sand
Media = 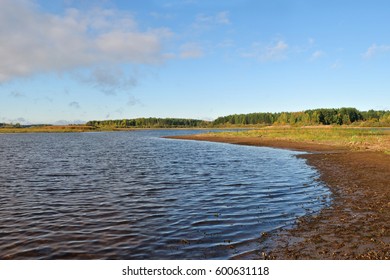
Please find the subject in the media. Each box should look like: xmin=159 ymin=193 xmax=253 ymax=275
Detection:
xmin=167 ymin=134 xmax=390 ymax=259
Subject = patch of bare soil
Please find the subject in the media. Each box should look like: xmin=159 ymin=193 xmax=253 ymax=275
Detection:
xmin=264 ymin=151 xmax=390 ymax=259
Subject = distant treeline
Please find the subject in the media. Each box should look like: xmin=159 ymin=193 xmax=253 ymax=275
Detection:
xmin=213 ymin=108 xmax=390 ymax=126
xmin=86 ymin=118 xmax=210 ymax=128
xmin=0 ymin=123 xmax=50 ymax=128
xmin=0 ymin=122 xmax=23 ymax=128
xmin=4 ymin=108 xmax=389 ymax=130
xmin=86 ymin=108 xmax=390 ymax=128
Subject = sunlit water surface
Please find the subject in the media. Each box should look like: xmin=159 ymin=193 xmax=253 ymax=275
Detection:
xmin=0 ymin=130 xmax=330 ymax=259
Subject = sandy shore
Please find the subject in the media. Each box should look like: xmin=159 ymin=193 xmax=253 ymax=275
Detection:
xmin=167 ymin=134 xmax=390 ymax=259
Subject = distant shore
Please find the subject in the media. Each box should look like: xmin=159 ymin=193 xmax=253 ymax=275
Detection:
xmin=167 ymin=131 xmax=390 ymax=259
xmin=1 ymin=124 xmax=390 ymax=135
xmin=0 ymin=125 xmax=216 ymax=133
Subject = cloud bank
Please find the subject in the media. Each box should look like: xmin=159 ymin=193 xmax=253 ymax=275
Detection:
xmin=0 ymin=0 xmax=170 ymax=83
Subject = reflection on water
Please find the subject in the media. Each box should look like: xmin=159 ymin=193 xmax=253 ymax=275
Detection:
xmin=0 ymin=130 xmax=330 ymax=259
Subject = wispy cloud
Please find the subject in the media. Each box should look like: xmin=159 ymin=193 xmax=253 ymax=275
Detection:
xmin=179 ymin=43 xmax=204 ymax=59
xmin=362 ymin=44 xmax=390 ymax=59
xmin=9 ymin=91 xmax=25 ymax=98
xmin=193 ymin=11 xmax=231 ymax=29
xmin=215 ymin=11 xmax=230 ymax=25
xmin=54 ymin=119 xmax=85 ymax=125
xmin=310 ymin=50 xmax=325 ymax=61
xmin=127 ymin=96 xmax=142 ymax=107
xmin=150 ymin=12 xmax=173 ymax=20
xmin=265 ymin=41 xmax=289 ymax=61
xmin=0 ymin=0 xmax=171 ymax=83
xmin=68 ymin=101 xmax=81 ymax=109
xmin=216 ymin=39 xmax=235 ymax=49
xmin=331 ymin=60 xmax=342 ymax=69
xmin=2 ymin=117 xmax=30 ymax=125
xmin=241 ymin=40 xmax=289 ymax=62
xmin=75 ymin=66 xmax=138 ymax=95
xmin=34 ymin=96 xmax=53 ymax=103
xmin=163 ymin=0 xmax=198 ymax=7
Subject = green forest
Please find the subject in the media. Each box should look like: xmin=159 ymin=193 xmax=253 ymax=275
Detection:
xmin=212 ymin=108 xmax=390 ymax=127
xmin=86 ymin=118 xmax=209 ymax=128
xmin=86 ymin=108 xmax=390 ymax=128
xmin=2 ymin=108 xmax=390 ymax=129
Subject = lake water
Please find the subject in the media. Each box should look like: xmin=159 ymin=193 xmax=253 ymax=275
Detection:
xmin=0 ymin=130 xmax=331 ymax=259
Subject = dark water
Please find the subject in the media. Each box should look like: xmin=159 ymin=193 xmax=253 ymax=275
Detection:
xmin=0 ymin=130 xmax=330 ymax=259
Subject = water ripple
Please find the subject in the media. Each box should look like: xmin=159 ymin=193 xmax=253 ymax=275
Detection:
xmin=0 ymin=130 xmax=331 ymax=259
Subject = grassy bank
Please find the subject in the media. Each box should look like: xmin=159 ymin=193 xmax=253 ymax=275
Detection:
xmin=0 ymin=125 xmax=213 ymax=133
xmin=0 ymin=125 xmax=99 ymax=133
xmin=206 ymin=126 xmax=390 ymax=153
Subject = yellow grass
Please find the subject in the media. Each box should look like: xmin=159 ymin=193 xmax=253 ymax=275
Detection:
xmin=210 ymin=126 xmax=390 ymax=152
xmin=0 ymin=125 xmax=96 ymax=133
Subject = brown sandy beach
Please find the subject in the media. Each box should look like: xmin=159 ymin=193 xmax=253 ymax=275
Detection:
xmin=167 ymin=134 xmax=390 ymax=259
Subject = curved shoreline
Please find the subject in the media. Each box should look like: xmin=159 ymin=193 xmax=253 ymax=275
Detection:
xmin=166 ymin=134 xmax=390 ymax=259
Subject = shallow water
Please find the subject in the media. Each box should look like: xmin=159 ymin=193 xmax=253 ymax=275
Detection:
xmin=0 ymin=130 xmax=330 ymax=259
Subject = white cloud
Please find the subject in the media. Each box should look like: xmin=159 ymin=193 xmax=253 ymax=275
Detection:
xmin=362 ymin=44 xmax=390 ymax=59
xmin=266 ymin=41 xmax=288 ymax=60
xmin=0 ymin=0 xmax=171 ymax=83
xmin=242 ymin=40 xmax=288 ymax=62
xmin=179 ymin=43 xmax=204 ymax=59
xmin=215 ymin=11 xmax=230 ymax=25
xmin=310 ymin=50 xmax=325 ymax=61
xmin=150 ymin=12 xmax=173 ymax=20
xmin=194 ymin=11 xmax=230 ymax=29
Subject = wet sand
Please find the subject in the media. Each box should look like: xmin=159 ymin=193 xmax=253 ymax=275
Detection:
xmin=167 ymin=134 xmax=390 ymax=259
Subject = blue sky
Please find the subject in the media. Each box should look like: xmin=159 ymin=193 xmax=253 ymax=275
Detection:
xmin=1 ymin=0 xmax=390 ymax=124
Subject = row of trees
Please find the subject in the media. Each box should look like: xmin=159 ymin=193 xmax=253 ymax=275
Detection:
xmin=86 ymin=118 xmax=210 ymax=128
xmin=213 ymin=108 xmax=390 ymax=126
xmin=0 ymin=122 xmax=22 ymax=128
xmin=3 ymin=108 xmax=390 ymax=129
xmin=86 ymin=108 xmax=390 ymax=128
